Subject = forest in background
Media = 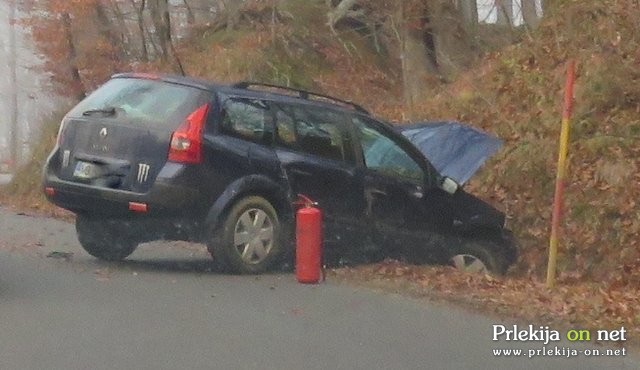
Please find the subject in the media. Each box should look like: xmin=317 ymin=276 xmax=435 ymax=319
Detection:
xmin=19 ymin=0 xmax=543 ymax=115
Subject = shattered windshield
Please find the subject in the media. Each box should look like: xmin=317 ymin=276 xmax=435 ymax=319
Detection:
xmin=354 ymin=117 xmax=425 ymax=183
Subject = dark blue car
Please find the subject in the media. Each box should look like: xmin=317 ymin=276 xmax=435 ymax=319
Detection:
xmin=43 ymin=74 xmax=516 ymax=274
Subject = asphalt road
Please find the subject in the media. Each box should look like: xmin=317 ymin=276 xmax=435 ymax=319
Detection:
xmin=0 ymin=207 xmax=638 ymax=370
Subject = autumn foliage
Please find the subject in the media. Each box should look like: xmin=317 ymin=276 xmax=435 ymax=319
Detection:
xmin=24 ymin=0 xmax=118 ymax=99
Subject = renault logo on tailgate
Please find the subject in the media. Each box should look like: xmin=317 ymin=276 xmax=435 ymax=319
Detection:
xmin=137 ymin=163 xmax=150 ymax=183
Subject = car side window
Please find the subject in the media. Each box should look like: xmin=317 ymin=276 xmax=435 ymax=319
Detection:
xmin=275 ymin=108 xmax=296 ymax=147
xmin=353 ymin=117 xmax=425 ymax=183
xmin=274 ymin=104 xmax=352 ymax=163
xmin=220 ymin=98 xmax=268 ymax=141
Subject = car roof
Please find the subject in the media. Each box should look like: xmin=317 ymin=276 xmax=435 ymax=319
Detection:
xmin=111 ymin=73 xmax=369 ymax=116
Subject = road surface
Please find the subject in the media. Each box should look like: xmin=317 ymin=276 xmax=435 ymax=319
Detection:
xmin=0 ymin=207 xmax=637 ymax=370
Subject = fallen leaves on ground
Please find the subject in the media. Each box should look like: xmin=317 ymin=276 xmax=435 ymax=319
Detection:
xmin=0 ymin=193 xmax=75 ymax=222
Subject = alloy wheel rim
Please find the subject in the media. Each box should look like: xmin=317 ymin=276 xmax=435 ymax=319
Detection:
xmin=234 ymin=208 xmax=274 ymax=264
xmin=450 ymin=254 xmax=488 ymax=274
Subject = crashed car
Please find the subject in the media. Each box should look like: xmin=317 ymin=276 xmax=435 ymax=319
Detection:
xmin=42 ymin=73 xmax=516 ymax=274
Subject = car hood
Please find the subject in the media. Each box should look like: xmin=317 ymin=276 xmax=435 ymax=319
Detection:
xmin=398 ymin=121 xmax=503 ymax=185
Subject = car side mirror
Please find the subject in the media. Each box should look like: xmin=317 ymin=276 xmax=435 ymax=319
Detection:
xmin=440 ymin=176 xmax=459 ymax=195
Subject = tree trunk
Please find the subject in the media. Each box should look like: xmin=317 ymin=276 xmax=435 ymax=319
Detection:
xmin=61 ymin=12 xmax=86 ymax=102
xmin=148 ymin=0 xmax=185 ymax=74
xmin=396 ymin=1 xmax=436 ymax=120
xmin=432 ymin=0 xmax=474 ymax=74
xmin=8 ymin=0 xmax=18 ymax=169
xmin=128 ymin=0 xmax=149 ymax=62
xmin=496 ymin=0 xmax=513 ymax=26
xmin=149 ymin=0 xmax=170 ymax=62
xmin=165 ymin=11 xmax=186 ymax=75
xmin=522 ymin=0 xmax=540 ymax=28
xmin=459 ymin=0 xmax=478 ymax=29
xmin=108 ymin=0 xmax=131 ymax=54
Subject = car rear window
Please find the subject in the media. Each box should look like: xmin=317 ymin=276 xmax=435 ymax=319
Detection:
xmin=67 ymin=77 xmax=210 ymax=130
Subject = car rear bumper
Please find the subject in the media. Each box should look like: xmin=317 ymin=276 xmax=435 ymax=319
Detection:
xmin=43 ymin=172 xmax=204 ymax=218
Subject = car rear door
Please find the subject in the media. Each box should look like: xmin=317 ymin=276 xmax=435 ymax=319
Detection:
xmin=270 ymin=102 xmax=366 ymax=245
xmin=56 ymin=77 xmax=212 ymax=193
xmin=201 ymin=95 xmax=280 ymax=202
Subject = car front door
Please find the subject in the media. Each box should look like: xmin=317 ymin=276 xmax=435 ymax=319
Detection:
xmin=270 ymin=103 xmax=365 ymax=247
xmin=351 ymin=116 xmax=452 ymax=262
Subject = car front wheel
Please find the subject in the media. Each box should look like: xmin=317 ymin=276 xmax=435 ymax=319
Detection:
xmin=76 ymin=215 xmax=138 ymax=261
xmin=208 ymin=196 xmax=282 ymax=274
xmin=449 ymin=239 xmax=509 ymax=275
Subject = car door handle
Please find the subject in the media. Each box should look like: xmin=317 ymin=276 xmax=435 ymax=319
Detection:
xmin=290 ymin=169 xmax=312 ymax=177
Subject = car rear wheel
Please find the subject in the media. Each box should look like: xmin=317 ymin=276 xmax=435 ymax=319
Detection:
xmin=449 ymin=240 xmax=508 ymax=275
xmin=76 ymin=215 xmax=138 ymax=261
xmin=208 ymin=196 xmax=282 ymax=274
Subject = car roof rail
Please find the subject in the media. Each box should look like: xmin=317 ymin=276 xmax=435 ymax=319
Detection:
xmin=232 ymin=81 xmax=369 ymax=114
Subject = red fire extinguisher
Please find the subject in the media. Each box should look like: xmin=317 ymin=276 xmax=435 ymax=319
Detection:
xmin=295 ymin=194 xmax=323 ymax=284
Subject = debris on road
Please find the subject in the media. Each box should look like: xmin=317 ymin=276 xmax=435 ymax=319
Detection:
xmin=94 ymin=268 xmax=112 ymax=282
xmin=46 ymin=251 xmax=73 ymax=261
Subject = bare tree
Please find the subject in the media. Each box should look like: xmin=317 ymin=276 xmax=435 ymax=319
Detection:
xmin=94 ymin=1 xmax=126 ymax=68
xmin=522 ymin=0 xmax=540 ymax=28
xmin=148 ymin=0 xmax=170 ymax=62
xmin=327 ymin=0 xmax=478 ymax=117
xmin=8 ymin=0 xmax=18 ymax=169
xmin=107 ymin=0 xmax=132 ymax=55
xmin=148 ymin=0 xmax=185 ymax=73
xmin=459 ymin=0 xmax=478 ymax=28
xmin=396 ymin=1 xmax=438 ymax=119
xmin=496 ymin=0 xmax=513 ymax=26
xmin=129 ymin=0 xmax=149 ymax=62
xmin=61 ymin=12 xmax=86 ymax=101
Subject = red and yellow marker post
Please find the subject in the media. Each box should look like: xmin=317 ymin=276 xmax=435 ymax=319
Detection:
xmin=546 ymin=60 xmax=576 ymax=288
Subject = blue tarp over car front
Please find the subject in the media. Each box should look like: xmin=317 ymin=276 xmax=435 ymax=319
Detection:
xmin=398 ymin=121 xmax=503 ymax=185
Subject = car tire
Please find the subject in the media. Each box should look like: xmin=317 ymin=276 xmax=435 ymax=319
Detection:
xmin=76 ymin=215 xmax=138 ymax=261
xmin=449 ymin=239 xmax=509 ymax=275
xmin=208 ymin=196 xmax=282 ymax=274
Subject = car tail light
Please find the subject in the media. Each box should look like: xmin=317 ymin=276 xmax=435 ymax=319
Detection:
xmin=128 ymin=202 xmax=148 ymax=212
xmin=168 ymin=104 xmax=209 ymax=164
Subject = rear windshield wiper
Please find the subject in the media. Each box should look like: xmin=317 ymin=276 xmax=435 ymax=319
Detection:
xmin=82 ymin=107 xmax=117 ymax=117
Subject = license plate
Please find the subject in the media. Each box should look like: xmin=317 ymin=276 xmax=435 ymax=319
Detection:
xmin=73 ymin=161 xmax=98 ymax=179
